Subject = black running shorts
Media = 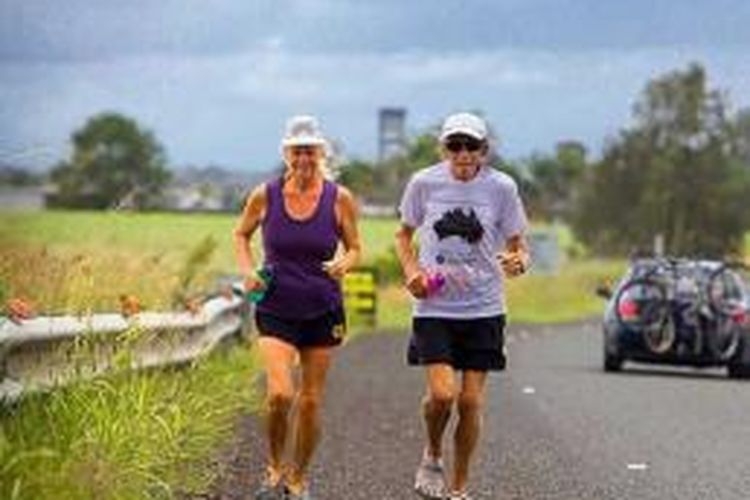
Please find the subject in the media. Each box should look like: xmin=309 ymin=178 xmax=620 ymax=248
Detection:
xmin=407 ymin=315 xmax=507 ymax=371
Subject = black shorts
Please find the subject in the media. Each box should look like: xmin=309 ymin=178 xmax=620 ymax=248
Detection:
xmin=255 ymin=307 xmax=346 ymax=349
xmin=407 ymin=315 xmax=507 ymax=371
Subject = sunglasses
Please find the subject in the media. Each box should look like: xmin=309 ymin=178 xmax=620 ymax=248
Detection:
xmin=288 ymin=145 xmax=320 ymax=156
xmin=444 ymin=136 xmax=484 ymax=153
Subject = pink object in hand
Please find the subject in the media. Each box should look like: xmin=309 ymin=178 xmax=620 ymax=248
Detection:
xmin=426 ymin=272 xmax=446 ymax=296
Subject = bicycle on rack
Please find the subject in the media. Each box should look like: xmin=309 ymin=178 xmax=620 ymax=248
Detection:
xmin=602 ymin=257 xmax=750 ymax=376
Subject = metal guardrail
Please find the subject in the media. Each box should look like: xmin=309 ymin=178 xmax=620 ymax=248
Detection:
xmin=0 ymin=292 xmax=251 ymax=402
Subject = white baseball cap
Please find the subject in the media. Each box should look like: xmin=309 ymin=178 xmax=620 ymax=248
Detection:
xmin=439 ymin=112 xmax=488 ymax=142
xmin=281 ymin=115 xmax=327 ymax=148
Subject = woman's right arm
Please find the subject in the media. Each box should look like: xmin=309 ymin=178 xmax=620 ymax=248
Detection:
xmin=233 ymin=184 xmax=267 ymax=289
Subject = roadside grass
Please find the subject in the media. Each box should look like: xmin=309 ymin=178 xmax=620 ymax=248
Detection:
xmin=0 ymin=344 xmax=260 ymax=500
xmin=505 ymin=259 xmax=625 ymax=323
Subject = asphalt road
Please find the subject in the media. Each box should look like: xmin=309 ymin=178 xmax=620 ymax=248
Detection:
xmin=201 ymin=321 xmax=750 ymax=499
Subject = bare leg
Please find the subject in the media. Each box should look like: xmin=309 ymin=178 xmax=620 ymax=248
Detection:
xmin=452 ymin=369 xmax=488 ymax=493
xmin=413 ymin=363 xmax=455 ymax=498
xmin=422 ymin=363 xmax=456 ymax=459
xmin=257 ymin=336 xmax=297 ymax=482
xmin=286 ymin=346 xmax=333 ymax=493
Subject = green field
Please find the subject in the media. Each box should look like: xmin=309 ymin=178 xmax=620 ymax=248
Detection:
xmin=0 ymin=211 xmax=400 ymax=315
xmin=0 ymin=210 xmax=399 ymax=270
xmin=0 ymin=210 xmax=629 ymax=323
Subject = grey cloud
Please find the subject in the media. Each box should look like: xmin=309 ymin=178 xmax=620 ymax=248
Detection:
xmin=2 ymin=0 xmax=749 ymax=63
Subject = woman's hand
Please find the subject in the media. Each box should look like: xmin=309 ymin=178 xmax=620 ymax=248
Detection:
xmin=322 ymin=259 xmax=348 ymax=280
xmin=243 ymin=270 xmax=267 ymax=293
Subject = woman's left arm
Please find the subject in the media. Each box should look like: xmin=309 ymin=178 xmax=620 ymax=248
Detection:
xmin=325 ymin=185 xmax=362 ymax=279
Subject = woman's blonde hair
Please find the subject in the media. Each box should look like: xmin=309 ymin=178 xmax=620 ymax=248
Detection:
xmin=280 ymin=114 xmax=337 ymax=180
xmin=281 ymin=143 xmax=336 ymax=181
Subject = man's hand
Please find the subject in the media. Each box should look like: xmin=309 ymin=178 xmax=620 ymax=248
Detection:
xmin=405 ymin=270 xmax=429 ymax=299
xmin=498 ymin=249 xmax=530 ymax=278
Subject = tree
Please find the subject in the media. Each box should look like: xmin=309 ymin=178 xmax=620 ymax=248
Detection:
xmin=0 ymin=166 xmax=42 ymax=186
xmin=572 ymin=63 xmax=750 ymax=257
xmin=733 ymin=108 xmax=750 ymax=167
xmin=338 ymin=132 xmax=442 ymax=204
xmin=337 ymin=159 xmax=376 ymax=196
xmin=523 ymin=141 xmax=587 ymax=221
xmin=49 ymin=112 xmax=171 ymax=209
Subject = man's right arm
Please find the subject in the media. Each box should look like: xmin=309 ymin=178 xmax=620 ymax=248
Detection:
xmin=395 ymin=224 xmax=428 ymax=299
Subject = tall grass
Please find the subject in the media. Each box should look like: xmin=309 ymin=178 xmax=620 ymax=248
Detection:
xmin=0 ymin=344 xmax=260 ymax=499
xmin=0 ymin=213 xmax=262 ymax=499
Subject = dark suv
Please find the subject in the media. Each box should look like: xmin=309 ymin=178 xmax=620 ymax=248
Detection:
xmin=596 ymin=257 xmax=750 ymax=378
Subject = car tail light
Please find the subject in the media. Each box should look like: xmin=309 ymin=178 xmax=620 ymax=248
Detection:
xmin=618 ymin=299 xmax=639 ymax=321
xmin=732 ymin=310 xmax=748 ymax=325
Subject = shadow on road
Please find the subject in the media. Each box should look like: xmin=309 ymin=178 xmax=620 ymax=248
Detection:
xmin=598 ymin=365 xmax=732 ymax=381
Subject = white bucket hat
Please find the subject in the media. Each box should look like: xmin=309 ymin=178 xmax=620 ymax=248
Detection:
xmin=281 ymin=115 xmax=327 ymax=148
xmin=439 ymin=112 xmax=488 ymax=142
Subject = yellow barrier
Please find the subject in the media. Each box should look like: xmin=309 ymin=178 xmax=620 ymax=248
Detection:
xmin=343 ymin=268 xmax=378 ymax=327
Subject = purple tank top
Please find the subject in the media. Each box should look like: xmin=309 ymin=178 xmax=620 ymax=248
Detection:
xmin=258 ymin=177 xmax=343 ymax=319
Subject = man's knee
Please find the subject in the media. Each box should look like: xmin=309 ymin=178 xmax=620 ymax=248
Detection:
xmin=427 ymin=388 xmax=455 ymax=412
xmin=457 ymin=392 xmax=483 ymax=416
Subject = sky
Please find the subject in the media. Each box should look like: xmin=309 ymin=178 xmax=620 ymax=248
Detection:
xmin=1 ymin=0 xmax=749 ymax=172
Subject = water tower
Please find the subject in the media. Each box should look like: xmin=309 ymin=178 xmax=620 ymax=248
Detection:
xmin=378 ymin=108 xmax=407 ymax=161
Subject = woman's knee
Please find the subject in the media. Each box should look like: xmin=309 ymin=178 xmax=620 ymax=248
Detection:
xmin=297 ymin=392 xmax=323 ymax=415
xmin=267 ymin=388 xmax=294 ymax=413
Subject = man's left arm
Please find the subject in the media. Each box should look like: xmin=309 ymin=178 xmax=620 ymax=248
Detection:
xmin=498 ymin=233 xmax=531 ymax=278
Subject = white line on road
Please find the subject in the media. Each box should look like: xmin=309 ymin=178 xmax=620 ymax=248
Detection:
xmin=627 ymin=463 xmax=648 ymax=471
xmin=522 ymin=386 xmax=536 ymax=395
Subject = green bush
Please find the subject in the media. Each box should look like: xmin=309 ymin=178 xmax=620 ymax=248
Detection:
xmin=371 ymin=245 xmax=402 ymax=284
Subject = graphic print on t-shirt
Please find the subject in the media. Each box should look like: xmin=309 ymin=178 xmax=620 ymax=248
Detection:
xmin=433 ymin=207 xmax=484 ymax=243
xmin=430 ymin=207 xmax=488 ymax=298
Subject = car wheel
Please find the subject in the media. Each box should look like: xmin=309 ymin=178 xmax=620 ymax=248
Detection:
xmin=727 ymin=332 xmax=750 ymax=379
xmin=604 ymin=351 xmax=623 ymax=372
xmin=727 ymin=363 xmax=750 ymax=379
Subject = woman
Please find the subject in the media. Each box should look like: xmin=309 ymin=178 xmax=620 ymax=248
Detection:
xmin=233 ymin=115 xmax=361 ymax=500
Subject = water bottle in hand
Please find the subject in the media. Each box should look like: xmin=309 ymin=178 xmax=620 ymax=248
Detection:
xmin=425 ymin=271 xmax=446 ymax=297
xmin=246 ymin=266 xmax=274 ymax=303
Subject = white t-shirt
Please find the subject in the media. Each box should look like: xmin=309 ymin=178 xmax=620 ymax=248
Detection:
xmin=399 ymin=162 xmax=528 ymax=318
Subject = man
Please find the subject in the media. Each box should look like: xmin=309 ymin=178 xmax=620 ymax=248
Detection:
xmin=395 ymin=112 xmax=530 ymax=500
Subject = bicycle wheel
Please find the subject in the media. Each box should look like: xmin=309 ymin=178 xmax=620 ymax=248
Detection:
xmin=707 ymin=315 xmax=742 ymax=361
xmin=614 ymin=278 xmax=674 ymax=353
xmin=705 ymin=263 xmax=748 ymax=361
xmin=614 ymin=278 xmax=669 ymax=329
xmin=706 ymin=263 xmax=749 ymax=318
